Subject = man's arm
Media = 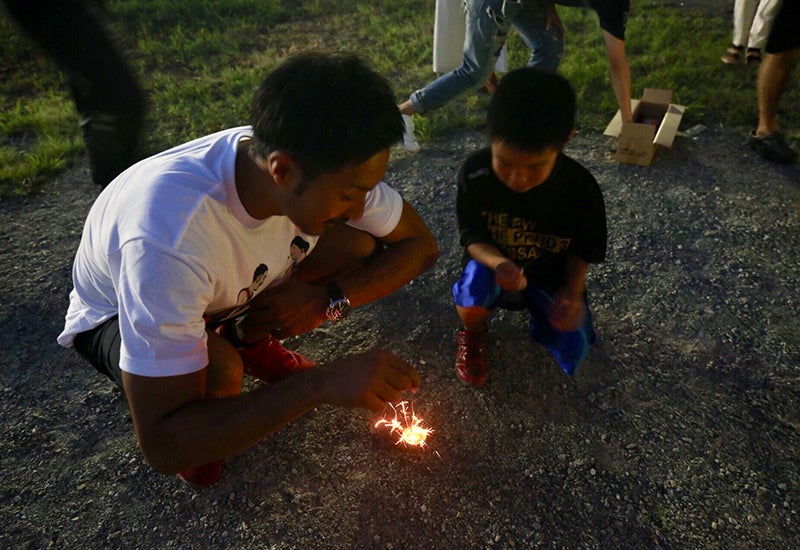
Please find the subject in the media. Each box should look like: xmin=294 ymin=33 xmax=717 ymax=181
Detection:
xmin=337 ymin=199 xmax=439 ymax=308
xmin=123 ymin=338 xmax=420 ymax=474
xmin=603 ymin=30 xmax=633 ymax=122
xmin=239 ymin=199 xmax=439 ymax=341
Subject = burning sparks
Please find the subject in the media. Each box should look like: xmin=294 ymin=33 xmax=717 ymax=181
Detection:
xmin=374 ymin=401 xmax=433 ymax=448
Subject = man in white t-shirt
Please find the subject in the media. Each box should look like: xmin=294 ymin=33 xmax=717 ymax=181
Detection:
xmin=58 ymin=53 xmax=439 ymax=488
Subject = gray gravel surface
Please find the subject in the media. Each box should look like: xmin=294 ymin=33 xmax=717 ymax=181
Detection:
xmin=1 ymin=122 xmax=799 ymax=549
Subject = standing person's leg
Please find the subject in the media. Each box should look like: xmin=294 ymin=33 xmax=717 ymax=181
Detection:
xmin=745 ymin=0 xmax=782 ymax=63
xmin=723 ymin=0 xmax=756 ymax=63
xmin=2 ymin=0 xmax=145 ymax=187
xmin=734 ymin=0 xmax=758 ymax=47
xmin=756 ymin=52 xmax=797 ymax=136
xmin=403 ymin=0 xmax=518 ymax=115
xmin=514 ymin=0 xmax=564 ymax=72
xmin=748 ymin=0 xmax=781 ymax=50
xmin=747 ymin=0 xmax=799 ymax=164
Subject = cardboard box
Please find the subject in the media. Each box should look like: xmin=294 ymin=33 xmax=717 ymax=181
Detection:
xmin=603 ymin=89 xmax=686 ymax=166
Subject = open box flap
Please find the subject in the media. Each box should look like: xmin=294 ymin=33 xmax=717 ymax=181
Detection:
xmin=653 ymin=104 xmax=686 ymax=147
xmin=641 ymin=88 xmax=673 ymax=104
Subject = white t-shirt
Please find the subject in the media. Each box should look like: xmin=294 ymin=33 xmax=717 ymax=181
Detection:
xmin=58 ymin=126 xmax=403 ymax=377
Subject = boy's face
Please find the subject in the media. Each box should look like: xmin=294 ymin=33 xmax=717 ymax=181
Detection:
xmin=281 ymin=148 xmax=390 ymax=236
xmin=491 ymin=141 xmax=560 ymax=192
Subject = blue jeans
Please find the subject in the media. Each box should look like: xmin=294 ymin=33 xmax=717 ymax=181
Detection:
xmin=452 ymin=260 xmax=596 ymax=376
xmin=411 ymin=0 xmax=563 ymax=113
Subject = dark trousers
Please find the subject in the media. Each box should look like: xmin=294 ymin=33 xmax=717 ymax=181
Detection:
xmin=3 ymin=0 xmax=145 ymax=186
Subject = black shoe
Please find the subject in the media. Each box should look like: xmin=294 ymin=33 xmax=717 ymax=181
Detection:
xmin=747 ymin=131 xmax=798 ymax=164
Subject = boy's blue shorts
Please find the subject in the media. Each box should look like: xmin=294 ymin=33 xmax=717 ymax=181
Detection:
xmin=452 ymin=260 xmax=596 ymax=376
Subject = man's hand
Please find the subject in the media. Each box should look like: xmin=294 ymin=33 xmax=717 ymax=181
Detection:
xmin=544 ymin=1 xmax=564 ymax=39
xmin=318 ymin=349 xmax=421 ymax=412
xmin=238 ymin=278 xmax=328 ymax=342
xmin=495 ymin=260 xmax=527 ymax=291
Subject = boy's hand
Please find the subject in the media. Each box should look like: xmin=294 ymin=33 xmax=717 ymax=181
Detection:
xmin=495 ymin=261 xmax=527 ymax=291
xmin=547 ymin=292 xmax=586 ymax=332
xmin=318 ymin=349 xmax=421 ymax=413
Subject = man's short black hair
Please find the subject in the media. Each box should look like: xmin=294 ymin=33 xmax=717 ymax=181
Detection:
xmin=487 ymin=67 xmax=576 ymax=152
xmin=249 ymin=53 xmax=404 ymax=181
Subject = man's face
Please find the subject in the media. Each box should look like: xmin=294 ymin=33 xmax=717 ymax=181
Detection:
xmin=282 ymin=148 xmax=390 ymax=236
xmin=491 ymin=140 xmax=560 ymax=192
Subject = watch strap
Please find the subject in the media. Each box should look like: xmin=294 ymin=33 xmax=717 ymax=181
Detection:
xmin=325 ymin=282 xmax=346 ymax=301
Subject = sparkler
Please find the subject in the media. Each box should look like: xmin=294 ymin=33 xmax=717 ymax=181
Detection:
xmin=373 ymin=401 xmax=433 ymax=448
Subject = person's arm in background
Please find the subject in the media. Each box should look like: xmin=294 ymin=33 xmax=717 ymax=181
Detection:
xmin=603 ymin=30 xmax=633 ymax=122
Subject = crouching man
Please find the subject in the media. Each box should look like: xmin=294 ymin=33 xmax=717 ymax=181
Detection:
xmin=58 ymin=53 xmax=439 ymax=487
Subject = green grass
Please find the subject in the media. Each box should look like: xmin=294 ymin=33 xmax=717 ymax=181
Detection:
xmin=1 ymin=0 xmax=797 ymax=197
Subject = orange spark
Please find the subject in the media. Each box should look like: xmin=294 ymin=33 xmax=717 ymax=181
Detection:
xmin=374 ymin=401 xmax=433 ymax=448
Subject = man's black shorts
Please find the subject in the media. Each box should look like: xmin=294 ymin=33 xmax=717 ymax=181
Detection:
xmin=766 ymin=0 xmax=800 ymax=54
xmin=73 ymin=317 xmax=124 ymax=390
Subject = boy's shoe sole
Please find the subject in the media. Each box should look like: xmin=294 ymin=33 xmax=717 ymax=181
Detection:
xmin=747 ymin=131 xmax=798 ymax=164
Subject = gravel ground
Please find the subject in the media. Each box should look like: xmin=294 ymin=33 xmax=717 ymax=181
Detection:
xmin=1 ymin=121 xmax=798 ymax=549
xmin=3 ymin=0 xmax=800 ymax=547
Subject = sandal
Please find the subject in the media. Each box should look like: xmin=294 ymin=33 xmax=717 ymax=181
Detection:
xmin=746 ymin=48 xmax=762 ymax=65
xmin=721 ymin=44 xmax=744 ymax=64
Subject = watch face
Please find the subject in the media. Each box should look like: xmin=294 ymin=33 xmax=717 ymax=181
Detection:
xmin=327 ymin=299 xmax=351 ymax=322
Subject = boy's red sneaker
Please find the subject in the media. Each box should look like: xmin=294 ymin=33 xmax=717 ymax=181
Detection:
xmin=238 ymin=335 xmax=315 ymax=383
xmin=454 ymin=329 xmax=489 ymax=387
xmin=176 ymin=460 xmax=223 ymax=488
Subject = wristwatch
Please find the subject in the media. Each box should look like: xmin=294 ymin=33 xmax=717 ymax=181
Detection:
xmin=325 ymin=282 xmax=351 ymax=322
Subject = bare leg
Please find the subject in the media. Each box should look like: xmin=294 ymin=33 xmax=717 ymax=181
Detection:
xmin=456 ymin=305 xmax=491 ymax=332
xmin=756 ymin=49 xmax=799 ymax=135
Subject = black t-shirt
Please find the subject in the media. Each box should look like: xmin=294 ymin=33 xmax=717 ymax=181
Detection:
xmin=456 ymin=148 xmax=607 ymax=293
xmin=555 ymin=0 xmax=630 ymax=40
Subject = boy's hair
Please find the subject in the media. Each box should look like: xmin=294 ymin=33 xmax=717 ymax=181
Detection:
xmin=487 ymin=68 xmax=576 ymax=152
xmin=249 ymin=53 xmax=404 ymax=185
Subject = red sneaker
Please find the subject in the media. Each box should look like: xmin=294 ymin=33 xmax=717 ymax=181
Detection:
xmin=454 ymin=329 xmax=489 ymax=387
xmin=176 ymin=460 xmax=223 ymax=488
xmin=238 ymin=335 xmax=315 ymax=383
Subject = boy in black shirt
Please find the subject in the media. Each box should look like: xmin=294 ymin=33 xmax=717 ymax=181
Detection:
xmin=452 ymin=68 xmax=607 ymax=386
